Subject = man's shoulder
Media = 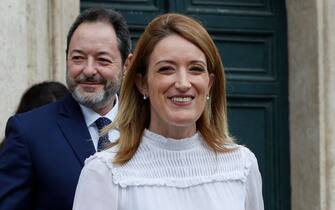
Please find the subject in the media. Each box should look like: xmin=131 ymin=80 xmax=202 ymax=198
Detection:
xmin=14 ymin=94 xmax=78 ymax=121
xmin=15 ymin=99 xmax=63 ymax=120
xmin=9 ymin=95 xmax=76 ymax=128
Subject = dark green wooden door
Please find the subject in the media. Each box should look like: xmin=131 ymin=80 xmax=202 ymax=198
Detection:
xmin=81 ymin=1 xmax=290 ymax=209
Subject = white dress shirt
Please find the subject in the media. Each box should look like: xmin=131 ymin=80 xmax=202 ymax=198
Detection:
xmin=79 ymin=95 xmax=119 ymax=151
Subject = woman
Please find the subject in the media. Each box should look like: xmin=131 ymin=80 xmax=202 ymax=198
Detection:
xmin=73 ymin=13 xmax=264 ymax=210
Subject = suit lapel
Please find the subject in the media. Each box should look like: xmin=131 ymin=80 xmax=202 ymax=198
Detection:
xmin=57 ymin=94 xmax=96 ymax=165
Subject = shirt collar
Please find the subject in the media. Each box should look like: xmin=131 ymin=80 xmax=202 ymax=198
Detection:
xmin=79 ymin=95 xmax=119 ymax=127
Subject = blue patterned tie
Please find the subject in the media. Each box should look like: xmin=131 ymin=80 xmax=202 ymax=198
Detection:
xmin=95 ymin=117 xmax=112 ymax=152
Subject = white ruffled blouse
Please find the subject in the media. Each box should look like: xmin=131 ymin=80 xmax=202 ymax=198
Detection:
xmin=73 ymin=129 xmax=264 ymax=210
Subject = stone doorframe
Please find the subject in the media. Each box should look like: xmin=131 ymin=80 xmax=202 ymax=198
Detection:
xmin=287 ymin=0 xmax=335 ymax=209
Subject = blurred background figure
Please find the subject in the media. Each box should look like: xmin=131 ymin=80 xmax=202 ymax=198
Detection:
xmin=0 ymin=81 xmax=68 ymax=149
xmin=15 ymin=81 xmax=69 ymax=114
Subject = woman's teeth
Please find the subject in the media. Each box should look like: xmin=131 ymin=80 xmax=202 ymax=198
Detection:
xmin=171 ymin=97 xmax=193 ymax=103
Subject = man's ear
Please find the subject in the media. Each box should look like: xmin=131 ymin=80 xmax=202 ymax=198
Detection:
xmin=134 ymin=73 xmax=147 ymax=96
xmin=123 ymin=53 xmax=133 ymax=76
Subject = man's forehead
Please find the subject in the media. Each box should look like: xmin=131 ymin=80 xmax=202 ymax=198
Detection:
xmin=76 ymin=21 xmax=115 ymax=32
xmin=70 ymin=22 xmax=116 ymax=42
xmin=70 ymin=23 xmax=117 ymax=44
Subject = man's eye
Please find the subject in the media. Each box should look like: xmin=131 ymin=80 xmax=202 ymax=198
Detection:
xmin=72 ymin=56 xmax=84 ymax=63
xmin=72 ymin=56 xmax=83 ymax=60
xmin=98 ymin=58 xmax=112 ymax=65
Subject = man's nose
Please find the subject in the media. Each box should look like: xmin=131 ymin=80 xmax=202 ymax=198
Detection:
xmin=83 ymin=58 xmax=98 ymax=77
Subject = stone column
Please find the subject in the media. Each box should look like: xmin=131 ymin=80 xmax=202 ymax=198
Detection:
xmin=0 ymin=1 xmax=31 ymax=138
xmin=48 ymin=0 xmax=80 ymax=83
xmin=287 ymin=0 xmax=335 ymax=209
xmin=322 ymin=0 xmax=335 ymax=209
xmin=0 ymin=0 xmax=79 ymax=138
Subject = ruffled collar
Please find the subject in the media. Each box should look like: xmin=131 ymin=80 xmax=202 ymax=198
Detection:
xmin=142 ymin=129 xmax=202 ymax=151
xmin=89 ymin=130 xmax=253 ymax=188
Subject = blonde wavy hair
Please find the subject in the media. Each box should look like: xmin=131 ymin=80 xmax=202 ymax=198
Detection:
xmin=108 ymin=13 xmax=235 ymax=165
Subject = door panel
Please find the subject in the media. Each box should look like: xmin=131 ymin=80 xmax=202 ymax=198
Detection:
xmin=81 ymin=1 xmax=290 ymax=209
xmin=82 ymin=0 xmax=166 ymax=26
xmin=213 ymin=31 xmax=275 ymax=81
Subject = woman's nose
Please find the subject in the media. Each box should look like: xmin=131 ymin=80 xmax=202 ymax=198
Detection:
xmin=175 ymin=71 xmax=191 ymax=91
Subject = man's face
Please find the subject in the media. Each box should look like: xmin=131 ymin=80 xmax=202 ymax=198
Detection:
xmin=66 ymin=22 xmax=123 ymax=114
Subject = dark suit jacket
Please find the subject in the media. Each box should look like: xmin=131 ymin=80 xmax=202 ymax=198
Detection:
xmin=0 ymin=94 xmax=96 ymax=210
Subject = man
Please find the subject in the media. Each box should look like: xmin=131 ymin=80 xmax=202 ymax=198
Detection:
xmin=0 ymin=8 xmax=131 ymax=210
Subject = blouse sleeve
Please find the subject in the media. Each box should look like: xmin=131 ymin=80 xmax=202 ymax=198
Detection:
xmin=73 ymin=156 xmax=118 ymax=210
xmin=245 ymin=152 xmax=264 ymax=210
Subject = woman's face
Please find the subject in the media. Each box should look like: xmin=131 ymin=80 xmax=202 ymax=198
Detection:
xmin=136 ymin=34 xmax=214 ymax=138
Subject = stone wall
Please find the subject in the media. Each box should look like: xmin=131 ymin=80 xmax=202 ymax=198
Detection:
xmin=0 ymin=0 xmax=79 ymax=138
xmin=287 ymin=0 xmax=335 ymax=209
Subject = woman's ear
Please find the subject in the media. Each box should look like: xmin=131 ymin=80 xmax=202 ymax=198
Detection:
xmin=208 ymin=73 xmax=215 ymax=92
xmin=135 ymin=73 xmax=147 ymax=96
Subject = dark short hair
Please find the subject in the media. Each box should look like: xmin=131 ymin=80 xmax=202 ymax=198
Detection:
xmin=16 ymin=81 xmax=69 ymax=114
xmin=66 ymin=8 xmax=131 ymax=64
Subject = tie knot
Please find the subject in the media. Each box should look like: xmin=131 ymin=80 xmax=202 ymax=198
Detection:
xmin=95 ymin=117 xmax=112 ymax=130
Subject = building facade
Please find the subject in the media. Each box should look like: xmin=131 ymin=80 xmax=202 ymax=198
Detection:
xmin=0 ymin=0 xmax=335 ymax=209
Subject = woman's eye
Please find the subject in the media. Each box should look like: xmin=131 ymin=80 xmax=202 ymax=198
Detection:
xmin=158 ymin=66 xmax=174 ymax=72
xmin=190 ymin=66 xmax=206 ymax=72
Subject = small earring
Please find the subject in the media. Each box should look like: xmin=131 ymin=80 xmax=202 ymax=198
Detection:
xmin=143 ymin=95 xmax=147 ymax=100
xmin=206 ymin=95 xmax=210 ymax=100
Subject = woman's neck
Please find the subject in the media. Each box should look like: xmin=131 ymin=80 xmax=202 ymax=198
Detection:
xmin=148 ymin=124 xmax=196 ymax=140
